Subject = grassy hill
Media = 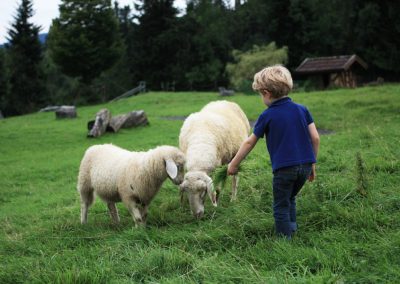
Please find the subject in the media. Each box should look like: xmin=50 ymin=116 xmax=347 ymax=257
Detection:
xmin=0 ymin=85 xmax=399 ymax=283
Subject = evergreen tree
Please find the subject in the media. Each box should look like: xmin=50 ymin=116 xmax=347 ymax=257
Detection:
xmin=114 ymin=2 xmax=133 ymax=40
xmin=5 ymin=0 xmax=44 ymax=115
xmin=285 ymin=0 xmax=316 ymax=67
xmin=227 ymin=0 xmax=271 ymax=50
xmin=354 ymin=0 xmax=400 ymax=77
xmin=179 ymin=0 xmax=232 ymax=90
xmin=129 ymin=0 xmax=180 ymax=90
xmin=48 ymin=0 xmax=122 ymax=87
xmin=0 ymin=49 xmax=9 ymax=113
xmin=41 ymin=50 xmax=80 ymax=106
xmin=111 ymin=2 xmax=138 ymax=95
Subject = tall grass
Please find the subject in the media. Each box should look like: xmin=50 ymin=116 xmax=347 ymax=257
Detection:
xmin=355 ymin=152 xmax=368 ymax=197
xmin=1 ymin=86 xmax=400 ymax=283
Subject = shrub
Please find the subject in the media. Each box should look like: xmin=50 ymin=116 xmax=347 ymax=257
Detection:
xmin=225 ymin=42 xmax=288 ymax=93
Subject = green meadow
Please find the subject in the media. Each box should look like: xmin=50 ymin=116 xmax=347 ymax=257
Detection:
xmin=1 ymin=85 xmax=399 ymax=283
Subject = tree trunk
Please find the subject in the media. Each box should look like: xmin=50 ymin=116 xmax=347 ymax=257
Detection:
xmin=108 ymin=110 xmax=148 ymax=132
xmin=122 ymin=110 xmax=149 ymax=128
xmin=87 ymin=108 xmax=111 ymax=137
xmin=108 ymin=114 xmax=127 ymax=133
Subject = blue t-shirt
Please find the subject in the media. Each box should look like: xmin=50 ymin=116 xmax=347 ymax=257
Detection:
xmin=253 ymin=97 xmax=316 ymax=172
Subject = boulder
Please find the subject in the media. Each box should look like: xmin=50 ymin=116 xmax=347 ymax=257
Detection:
xmin=87 ymin=109 xmax=111 ymax=138
xmin=55 ymin=106 xmax=77 ymax=119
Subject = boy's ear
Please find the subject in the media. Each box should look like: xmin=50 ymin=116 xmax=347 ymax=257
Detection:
xmin=263 ymin=89 xmax=272 ymax=96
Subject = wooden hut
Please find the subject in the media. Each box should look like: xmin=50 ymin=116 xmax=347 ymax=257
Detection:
xmin=295 ymin=54 xmax=368 ymax=88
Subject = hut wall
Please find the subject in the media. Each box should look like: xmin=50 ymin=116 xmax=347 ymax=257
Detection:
xmin=331 ymin=71 xmax=357 ymax=88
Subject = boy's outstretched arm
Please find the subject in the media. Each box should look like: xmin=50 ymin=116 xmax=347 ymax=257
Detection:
xmin=308 ymin=122 xmax=320 ymax=181
xmin=228 ymin=134 xmax=259 ymax=175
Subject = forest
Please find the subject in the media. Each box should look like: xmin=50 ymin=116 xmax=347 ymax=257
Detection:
xmin=0 ymin=0 xmax=399 ymax=116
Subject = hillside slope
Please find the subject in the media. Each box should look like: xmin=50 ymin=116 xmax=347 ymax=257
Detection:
xmin=0 ymin=86 xmax=399 ymax=283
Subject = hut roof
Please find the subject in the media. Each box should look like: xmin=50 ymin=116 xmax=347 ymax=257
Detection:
xmin=295 ymin=54 xmax=368 ymax=75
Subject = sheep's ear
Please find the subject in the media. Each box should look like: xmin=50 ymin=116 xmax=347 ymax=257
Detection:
xmin=206 ymin=179 xmax=217 ymax=207
xmin=165 ymin=159 xmax=178 ymax=179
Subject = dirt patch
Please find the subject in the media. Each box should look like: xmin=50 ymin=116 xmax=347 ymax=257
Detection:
xmin=160 ymin=116 xmax=187 ymax=121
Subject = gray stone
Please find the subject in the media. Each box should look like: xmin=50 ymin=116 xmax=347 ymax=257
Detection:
xmin=87 ymin=108 xmax=111 ymax=138
xmin=55 ymin=106 xmax=77 ymax=119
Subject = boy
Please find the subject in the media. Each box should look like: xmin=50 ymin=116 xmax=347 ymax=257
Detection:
xmin=227 ymin=65 xmax=320 ymax=239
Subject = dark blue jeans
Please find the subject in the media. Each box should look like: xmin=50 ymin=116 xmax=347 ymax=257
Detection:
xmin=272 ymin=164 xmax=312 ymax=239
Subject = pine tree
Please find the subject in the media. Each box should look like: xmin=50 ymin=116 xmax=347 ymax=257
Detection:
xmin=48 ymin=0 xmax=122 ymax=86
xmin=129 ymin=0 xmax=179 ymax=90
xmin=114 ymin=2 xmax=132 ymax=41
xmin=6 ymin=0 xmax=44 ymax=115
xmin=177 ymin=0 xmax=233 ymax=90
xmin=0 ymin=49 xmax=9 ymax=113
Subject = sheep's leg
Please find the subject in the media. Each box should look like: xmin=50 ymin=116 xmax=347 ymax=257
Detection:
xmin=80 ymin=203 xmax=89 ymax=224
xmin=107 ymin=202 xmax=120 ymax=223
xmin=216 ymin=184 xmax=221 ymax=203
xmin=125 ymin=202 xmax=145 ymax=227
xmin=140 ymin=205 xmax=149 ymax=225
xmin=230 ymin=175 xmax=239 ymax=202
xmin=79 ymin=187 xmax=94 ymax=224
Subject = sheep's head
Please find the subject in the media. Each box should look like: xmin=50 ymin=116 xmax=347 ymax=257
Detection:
xmin=180 ymin=171 xmax=217 ymax=219
xmin=165 ymin=150 xmax=185 ymax=185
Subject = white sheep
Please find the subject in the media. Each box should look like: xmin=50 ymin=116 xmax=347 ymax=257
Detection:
xmin=179 ymin=100 xmax=250 ymax=218
xmin=77 ymin=144 xmax=185 ymax=226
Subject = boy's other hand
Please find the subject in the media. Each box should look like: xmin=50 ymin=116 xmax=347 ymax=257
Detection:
xmin=227 ymin=163 xmax=239 ymax=175
xmin=308 ymin=164 xmax=316 ymax=181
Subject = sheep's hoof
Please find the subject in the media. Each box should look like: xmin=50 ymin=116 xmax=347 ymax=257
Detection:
xmin=135 ymin=221 xmax=146 ymax=228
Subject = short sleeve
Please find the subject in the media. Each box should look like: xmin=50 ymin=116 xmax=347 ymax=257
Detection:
xmin=305 ymin=108 xmax=314 ymax=125
xmin=253 ymin=113 xmax=268 ymax=138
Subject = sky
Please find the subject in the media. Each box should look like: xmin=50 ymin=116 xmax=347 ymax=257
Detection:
xmin=0 ymin=0 xmax=187 ymax=44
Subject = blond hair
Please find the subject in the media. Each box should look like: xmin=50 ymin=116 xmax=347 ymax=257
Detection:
xmin=252 ymin=65 xmax=293 ymax=98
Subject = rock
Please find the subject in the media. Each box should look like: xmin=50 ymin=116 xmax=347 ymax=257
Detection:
xmin=55 ymin=106 xmax=77 ymax=119
xmin=87 ymin=109 xmax=111 ymax=137
xmin=108 ymin=110 xmax=149 ymax=132
xmin=218 ymin=87 xmax=234 ymax=96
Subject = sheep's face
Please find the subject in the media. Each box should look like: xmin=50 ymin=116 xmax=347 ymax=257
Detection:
xmin=165 ymin=151 xmax=185 ymax=185
xmin=180 ymin=171 xmax=217 ymax=219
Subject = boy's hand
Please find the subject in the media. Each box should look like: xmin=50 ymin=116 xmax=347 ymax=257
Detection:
xmin=308 ymin=164 xmax=316 ymax=182
xmin=227 ymin=162 xmax=239 ymax=175
xmin=227 ymin=134 xmax=259 ymax=176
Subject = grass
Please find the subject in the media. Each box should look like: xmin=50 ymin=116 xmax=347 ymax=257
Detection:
xmin=212 ymin=164 xmax=232 ymax=187
xmin=1 ymin=85 xmax=400 ymax=283
xmin=212 ymin=163 xmax=255 ymax=189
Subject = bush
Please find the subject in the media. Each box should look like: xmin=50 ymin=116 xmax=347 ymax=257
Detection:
xmin=225 ymin=42 xmax=288 ymax=93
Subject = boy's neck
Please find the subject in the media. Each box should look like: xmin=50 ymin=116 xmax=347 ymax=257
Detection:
xmin=270 ymin=95 xmax=288 ymax=104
